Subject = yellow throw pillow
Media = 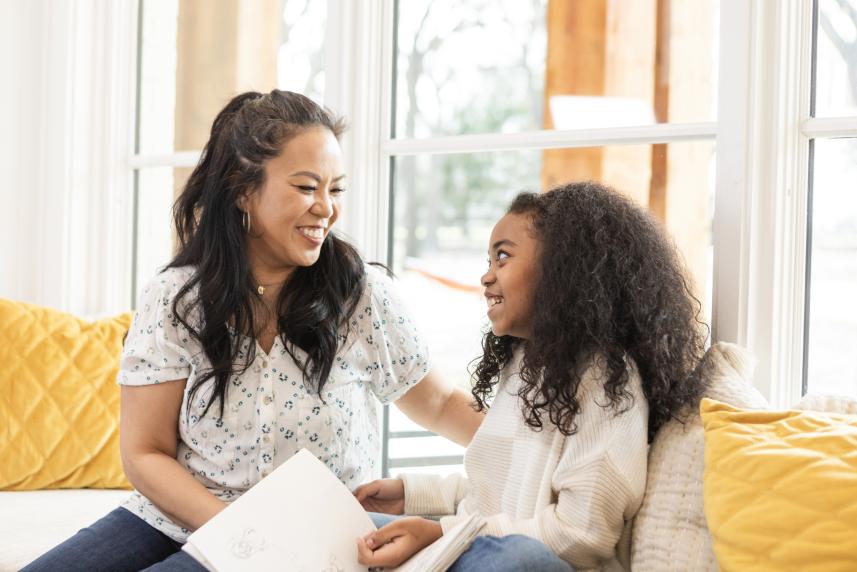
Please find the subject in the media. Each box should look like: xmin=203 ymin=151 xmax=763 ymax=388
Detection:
xmin=0 ymin=299 xmax=133 ymax=490
xmin=701 ymin=398 xmax=857 ymax=572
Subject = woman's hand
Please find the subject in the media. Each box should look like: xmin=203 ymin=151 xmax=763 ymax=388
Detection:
xmin=356 ymin=517 xmax=443 ymax=568
xmin=354 ymin=478 xmax=405 ymax=514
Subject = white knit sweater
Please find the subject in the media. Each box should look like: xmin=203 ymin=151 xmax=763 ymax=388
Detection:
xmin=401 ymin=353 xmax=649 ymax=571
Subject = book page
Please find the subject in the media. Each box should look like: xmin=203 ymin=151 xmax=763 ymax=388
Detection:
xmin=183 ymin=449 xmax=376 ymax=572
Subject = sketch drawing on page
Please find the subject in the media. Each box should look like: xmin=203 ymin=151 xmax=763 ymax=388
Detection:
xmin=229 ymin=527 xmax=268 ymax=559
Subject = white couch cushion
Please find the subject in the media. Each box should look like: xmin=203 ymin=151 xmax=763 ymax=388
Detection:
xmin=0 ymin=489 xmax=130 ymax=571
xmin=630 ymin=342 xmax=767 ymax=572
xmin=794 ymin=393 xmax=857 ymax=415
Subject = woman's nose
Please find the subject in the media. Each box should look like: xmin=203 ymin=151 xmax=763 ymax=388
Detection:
xmin=313 ymin=192 xmax=334 ymax=218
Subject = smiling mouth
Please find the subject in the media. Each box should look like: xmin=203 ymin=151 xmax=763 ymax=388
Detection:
xmin=486 ymin=296 xmax=504 ymax=308
xmin=297 ymin=226 xmax=326 ymax=240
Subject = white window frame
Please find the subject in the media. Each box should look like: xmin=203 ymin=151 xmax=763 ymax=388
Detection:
xmin=716 ymin=0 xmax=857 ymax=406
xmin=329 ymin=0 xmax=857 ymax=408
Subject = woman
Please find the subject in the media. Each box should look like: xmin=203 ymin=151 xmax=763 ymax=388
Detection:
xmin=356 ymin=182 xmax=710 ymax=571
xmin=24 ymin=90 xmax=483 ymax=571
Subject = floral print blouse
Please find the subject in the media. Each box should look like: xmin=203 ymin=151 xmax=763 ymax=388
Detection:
xmin=117 ymin=264 xmax=430 ymax=542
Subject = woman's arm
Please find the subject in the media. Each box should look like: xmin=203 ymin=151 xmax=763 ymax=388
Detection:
xmin=120 ymin=380 xmax=226 ymax=532
xmin=393 ymin=369 xmax=484 ymax=446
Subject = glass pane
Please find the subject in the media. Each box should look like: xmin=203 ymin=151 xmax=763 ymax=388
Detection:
xmin=138 ymin=0 xmax=327 ymax=154
xmin=389 ymin=142 xmax=716 ymax=400
xmin=805 ymin=138 xmax=857 ymax=397
xmin=392 ymin=0 xmax=719 ymax=138
xmin=814 ymin=0 xmax=857 ymax=117
xmin=134 ymin=168 xmax=191 ymax=304
xmin=386 ymin=434 xmax=464 ymax=476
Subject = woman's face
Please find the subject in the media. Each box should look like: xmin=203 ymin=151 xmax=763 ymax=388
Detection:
xmin=240 ymin=126 xmax=345 ymax=275
xmin=481 ymin=212 xmax=540 ymax=339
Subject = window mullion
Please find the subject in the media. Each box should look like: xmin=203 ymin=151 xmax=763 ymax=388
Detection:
xmin=716 ymin=0 xmax=814 ymax=407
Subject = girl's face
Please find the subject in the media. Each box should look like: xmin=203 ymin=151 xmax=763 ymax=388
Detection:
xmin=240 ymin=126 xmax=345 ymax=276
xmin=481 ymin=212 xmax=540 ymax=339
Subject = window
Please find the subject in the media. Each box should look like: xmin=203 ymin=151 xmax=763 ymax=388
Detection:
xmin=132 ymin=0 xmax=328 ymax=301
xmin=126 ymin=0 xmax=857 ymax=479
xmin=804 ymin=0 xmax=857 ymax=397
xmin=383 ymin=0 xmax=719 ymax=473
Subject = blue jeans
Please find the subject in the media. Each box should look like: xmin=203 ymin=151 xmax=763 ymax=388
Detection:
xmin=21 ymin=507 xmax=206 ymax=572
xmin=368 ymin=512 xmax=574 ymax=572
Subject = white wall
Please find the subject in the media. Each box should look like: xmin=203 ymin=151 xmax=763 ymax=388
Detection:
xmin=0 ymin=1 xmax=136 ymax=315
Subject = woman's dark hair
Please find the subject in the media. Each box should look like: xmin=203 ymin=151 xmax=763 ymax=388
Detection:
xmin=471 ymin=181 xmax=709 ymax=441
xmin=167 ymin=89 xmax=364 ymax=418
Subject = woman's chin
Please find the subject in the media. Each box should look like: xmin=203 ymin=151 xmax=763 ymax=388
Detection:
xmin=288 ymin=251 xmax=322 ymax=267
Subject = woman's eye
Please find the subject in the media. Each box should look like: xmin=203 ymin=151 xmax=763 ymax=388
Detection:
xmin=297 ymin=185 xmax=317 ymax=192
xmin=331 ymin=187 xmax=346 ymax=194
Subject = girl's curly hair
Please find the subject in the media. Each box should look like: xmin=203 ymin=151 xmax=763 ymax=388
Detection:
xmin=471 ymin=181 xmax=709 ymax=441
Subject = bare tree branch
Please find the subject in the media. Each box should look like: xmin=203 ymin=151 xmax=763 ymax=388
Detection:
xmin=821 ymin=12 xmax=851 ymax=57
xmin=833 ymin=0 xmax=857 ymax=25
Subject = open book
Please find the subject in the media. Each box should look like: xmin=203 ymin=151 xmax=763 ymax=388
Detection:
xmin=182 ymin=449 xmax=484 ymax=571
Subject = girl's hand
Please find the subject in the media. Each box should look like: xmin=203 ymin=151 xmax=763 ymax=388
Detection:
xmin=356 ymin=517 xmax=443 ymax=567
xmin=354 ymin=478 xmax=405 ymax=514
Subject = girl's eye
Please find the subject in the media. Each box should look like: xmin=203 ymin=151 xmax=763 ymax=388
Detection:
xmin=487 ymin=251 xmax=509 ymax=269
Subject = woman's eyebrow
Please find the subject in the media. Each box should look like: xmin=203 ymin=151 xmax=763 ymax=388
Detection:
xmin=288 ymin=171 xmax=347 ymax=183
xmin=289 ymin=170 xmax=321 ymax=181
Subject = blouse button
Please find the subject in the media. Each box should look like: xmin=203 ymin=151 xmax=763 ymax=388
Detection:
xmin=262 ymin=360 xmax=269 ymax=369
xmin=263 ymin=395 xmax=273 ymax=406
xmin=262 ymin=434 xmax=272 ymax=444
xmin=261 ymin=468 xmax=271 ymax=478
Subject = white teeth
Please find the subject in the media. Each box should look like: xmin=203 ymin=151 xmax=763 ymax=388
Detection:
xmin=488 ymin=297 xmax=503 ymax=307
xmin=299 ymin=227 xmax=324 ymax=239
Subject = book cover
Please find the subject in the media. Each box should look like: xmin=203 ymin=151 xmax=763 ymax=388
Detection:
xmin=182 ymin=448 xmax=483 ymax=571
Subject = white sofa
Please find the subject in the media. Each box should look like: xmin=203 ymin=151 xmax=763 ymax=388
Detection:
xmin=0 ymin=490 xmax=131 ymax=571
xmin=3 ymin=343 xmax=854 ymax=571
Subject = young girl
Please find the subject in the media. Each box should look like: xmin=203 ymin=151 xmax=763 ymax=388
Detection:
xmin=355 ymin=181 xmax=710 ymax=571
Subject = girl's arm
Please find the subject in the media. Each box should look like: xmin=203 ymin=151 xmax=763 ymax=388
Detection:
xmin=119 ymin=380 xmax=226 ymax=531
xmin=357 ymin=517 xmax=442 ymax=568
xmin=394 ymin=369 xmax=484 ymax=446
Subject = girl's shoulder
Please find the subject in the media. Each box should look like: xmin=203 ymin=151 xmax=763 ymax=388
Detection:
xmin=580 ymin=353 xmax=643 ymax=390
xmin=575 ymin=354 xmax=647 ymax=421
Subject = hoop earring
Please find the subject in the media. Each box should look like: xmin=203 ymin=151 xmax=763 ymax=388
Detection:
xmin=242 ymin=211 xmax=251 ymax=234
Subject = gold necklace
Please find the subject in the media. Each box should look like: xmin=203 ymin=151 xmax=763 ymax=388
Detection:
xmin=256 ymin=280 xmax=286 ymax=296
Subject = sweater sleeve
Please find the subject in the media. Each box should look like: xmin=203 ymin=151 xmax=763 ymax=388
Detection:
xmin=400 ymin=473 xmax=469 ymax=517
xmin=439 ymin=457 xmax=641 ymax=569
xmin=440 ymin=371 xmax=649 ymax=570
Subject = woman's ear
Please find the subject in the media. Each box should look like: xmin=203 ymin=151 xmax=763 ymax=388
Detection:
xmin=236 ymin=192 xmax=250 ymax=213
